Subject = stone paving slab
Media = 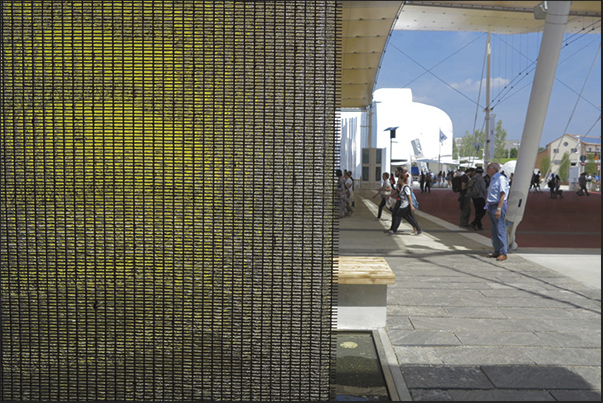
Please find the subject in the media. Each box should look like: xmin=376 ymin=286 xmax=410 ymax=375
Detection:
xmin=522 ymin=347 xmax=601 ymax=366
xmin=387 ymin=305 xmax=449 ymax=317
xmin=388 ymin=330 xmax=461 ymax=347
xmin=453 ymin=330 xmax=549 ymax=347
xmin=496 ymin=307 xmax=598 ymax=320
xmin=395 ymin=346 xmax=536 ymax=366
xmin=482 ymin=365 xmax=596 ymax=389
xmin=533 ymin=331 xmax=602 ymax=348
xmin=441 ymin=306 xmax=509 ymax=319
xmin=549 ymin=390 xmax=603 ymax=401
xmin=447 ymin=389 xmax=557 ymax=401
xmin=400 ymin=366 xmax=493 ymax=389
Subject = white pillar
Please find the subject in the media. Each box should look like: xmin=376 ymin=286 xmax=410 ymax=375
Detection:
xmin=506 ymin=1 xmax=571 ymax=250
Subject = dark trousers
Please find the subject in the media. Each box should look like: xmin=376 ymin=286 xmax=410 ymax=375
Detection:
xmin=459 ymin=193 xmax=471 ymax=226
xmin=471 ymin=197 xmax=486 ymax=229
xmin=578 ymin=185 xmax=589 ymax=196
xmin=377 ymin=197 xmax=387 ymax=218
xmin=391 ymin=206 xmax=421 ymax=233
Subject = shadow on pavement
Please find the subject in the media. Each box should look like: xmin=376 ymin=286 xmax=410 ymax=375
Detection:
xmin=402 ymin=365 xmax=601 ymax=401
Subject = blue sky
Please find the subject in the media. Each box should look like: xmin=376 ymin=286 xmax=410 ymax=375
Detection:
xmin=375 ymin=30 xmax=601 ymax=148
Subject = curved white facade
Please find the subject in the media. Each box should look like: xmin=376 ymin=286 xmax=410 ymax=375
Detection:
xmin=339 ymin=88 xmax=455 ymax=186
xmin=373 ymin=88 xmax=453 ymax=172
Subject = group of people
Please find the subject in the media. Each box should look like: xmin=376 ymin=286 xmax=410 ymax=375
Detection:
xmin=530 ymin=171 xmax=543 ymax=193
xmin=377 ymin=164 xmax=509 ymax=258
xmin=337 ymin=169 xmax=356 ymax=217
xmin=547 ymin=173 xmax=563 ymax=199
xmin=341 ymin=162 xmax=599 ymax=262
xmin=533 ymin=170 xmax=592 ymax=198
xmin=457 ymin=166 xmax=489 ymax=231
xmin=419 ymin=170 xmax=459 ymax=192
xmin=373 ymin=167 xmax=423 ymax=236
xmin=456 ymin=163 xmax=510 ymax=261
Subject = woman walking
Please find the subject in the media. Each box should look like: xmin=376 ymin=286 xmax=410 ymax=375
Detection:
xmin=388 ymin=174 xmax=422 ymax=235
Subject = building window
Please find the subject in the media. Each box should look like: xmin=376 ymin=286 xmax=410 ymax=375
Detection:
xmin=571 ymin=148 xmax=578 ymax=153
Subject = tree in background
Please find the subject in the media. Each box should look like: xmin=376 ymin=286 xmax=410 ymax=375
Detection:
xmin=540 ymin=155 xmax=551 ymax=178
xmin=458 ymin=129 xmax=485 ymax=158
xmin=585 ymin=153 xmax=597 ymax=175
xmin=559 ymin=151 xmax=571 ymax=183
xmin=493 ymin=120 xmax=508 ymax=160
xmin=454 ymin=120 xmax=508 ymax=162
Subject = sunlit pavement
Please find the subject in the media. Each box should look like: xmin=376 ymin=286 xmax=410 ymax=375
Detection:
xmin=339 ymin=190 xmax=601 ymax=401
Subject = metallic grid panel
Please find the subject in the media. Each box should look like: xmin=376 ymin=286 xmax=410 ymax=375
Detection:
xmin=1 ymin=2 xmax=340 ymax=401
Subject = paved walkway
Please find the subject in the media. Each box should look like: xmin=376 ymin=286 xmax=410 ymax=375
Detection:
xmin=340 ymin=190 xmax=601 ymax=401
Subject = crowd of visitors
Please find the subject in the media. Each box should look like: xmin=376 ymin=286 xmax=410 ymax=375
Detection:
xmin=419 ymin=170 xmax=456 ymax=191
xmin=340 ymin=163 xmax=595 ymax=260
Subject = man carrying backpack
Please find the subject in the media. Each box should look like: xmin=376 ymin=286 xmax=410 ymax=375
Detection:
xmin=468 ymin=167 xmax=487 ymax=231
xmin=456 ymin=169 xmax=472 ymax=228
xmin=577 ymin=172 xmax=590 ymax=196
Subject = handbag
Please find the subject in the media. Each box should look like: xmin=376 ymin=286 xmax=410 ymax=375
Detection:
xmin=385 ymin=196 xmax=395 ymax=210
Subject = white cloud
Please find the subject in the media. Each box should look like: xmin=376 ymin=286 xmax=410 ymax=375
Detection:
xmin=450 ymin=77 xmax=510 ymax=92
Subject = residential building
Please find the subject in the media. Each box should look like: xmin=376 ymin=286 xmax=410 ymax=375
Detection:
xmin=535 ymin=133 xmax=601 ymax=180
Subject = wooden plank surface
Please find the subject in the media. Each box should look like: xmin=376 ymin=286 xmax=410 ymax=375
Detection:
xmin=335 ymin=256 xmax=395 ymax=285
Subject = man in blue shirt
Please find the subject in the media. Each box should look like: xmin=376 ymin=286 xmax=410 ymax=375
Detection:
xmin=486 ymin=162 xmax=510 ymax=261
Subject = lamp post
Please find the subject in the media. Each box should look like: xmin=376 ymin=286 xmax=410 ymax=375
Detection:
xmin=384 ymin=127 xmax=398 ymax=173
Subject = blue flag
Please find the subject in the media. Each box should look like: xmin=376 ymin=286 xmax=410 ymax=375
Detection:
xmin=439 ymin=130 xmax=447 ymax=143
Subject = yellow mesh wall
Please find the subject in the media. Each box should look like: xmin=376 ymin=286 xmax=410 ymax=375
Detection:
xmin=1 ymin=1 xmax=340 ymax=400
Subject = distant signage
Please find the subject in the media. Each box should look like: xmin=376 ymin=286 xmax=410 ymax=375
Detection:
xmin=411 ymin=139 xmax=424 ymax=158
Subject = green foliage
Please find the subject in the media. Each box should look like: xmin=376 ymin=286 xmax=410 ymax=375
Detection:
xmin=585 ymin=153 xmax=597 ymax=175
xmin=458 ymin=129 xmax=486 ymax=158
xmin=455 ymin=119 xmax=508 ymax=162
xmin=559 ymin=152 xmax=571 ymax=182
xmin=493 ymin=120 xmax=508 ymax=160
xmin=540 ymin=155 xmax=551 ymax=177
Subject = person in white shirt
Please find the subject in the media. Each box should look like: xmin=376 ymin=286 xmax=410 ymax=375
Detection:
xmin=373 ymin=172 xmax=392 ymax=220
xmin=388 ymin=173 xmax=422 ymax=235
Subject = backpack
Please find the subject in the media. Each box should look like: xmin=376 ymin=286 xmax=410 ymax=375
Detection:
xmin=403 ymin=185 xmax=419 ymax=210
xmin=451 ymin=175 xmax=462 ymax=193
xmin=466 ymin=177 xmax=477 ymax=198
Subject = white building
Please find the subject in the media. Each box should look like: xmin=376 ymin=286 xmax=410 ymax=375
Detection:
xmin=340 ymin=88 xmax=454 ymax=188
xmin=535 ymin=133 xmax=602 ymax=188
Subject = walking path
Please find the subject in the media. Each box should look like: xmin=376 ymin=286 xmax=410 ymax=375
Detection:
xmin=339 ymin=190 xmax=601 ymax=401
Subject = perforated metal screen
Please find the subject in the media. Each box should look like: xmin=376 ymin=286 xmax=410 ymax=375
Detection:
xmin=1 ymin=1 xmax=340 ymax=400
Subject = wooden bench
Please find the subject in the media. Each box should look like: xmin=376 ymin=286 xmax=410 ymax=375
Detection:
xmin=335 ymin=256 xmax=396 ymax=329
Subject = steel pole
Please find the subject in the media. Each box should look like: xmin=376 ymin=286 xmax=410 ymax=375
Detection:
xmin=484 ymin=33 xmax=491 ymax=165
xmin=506 ymin=1 xmax=571 ymax=250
